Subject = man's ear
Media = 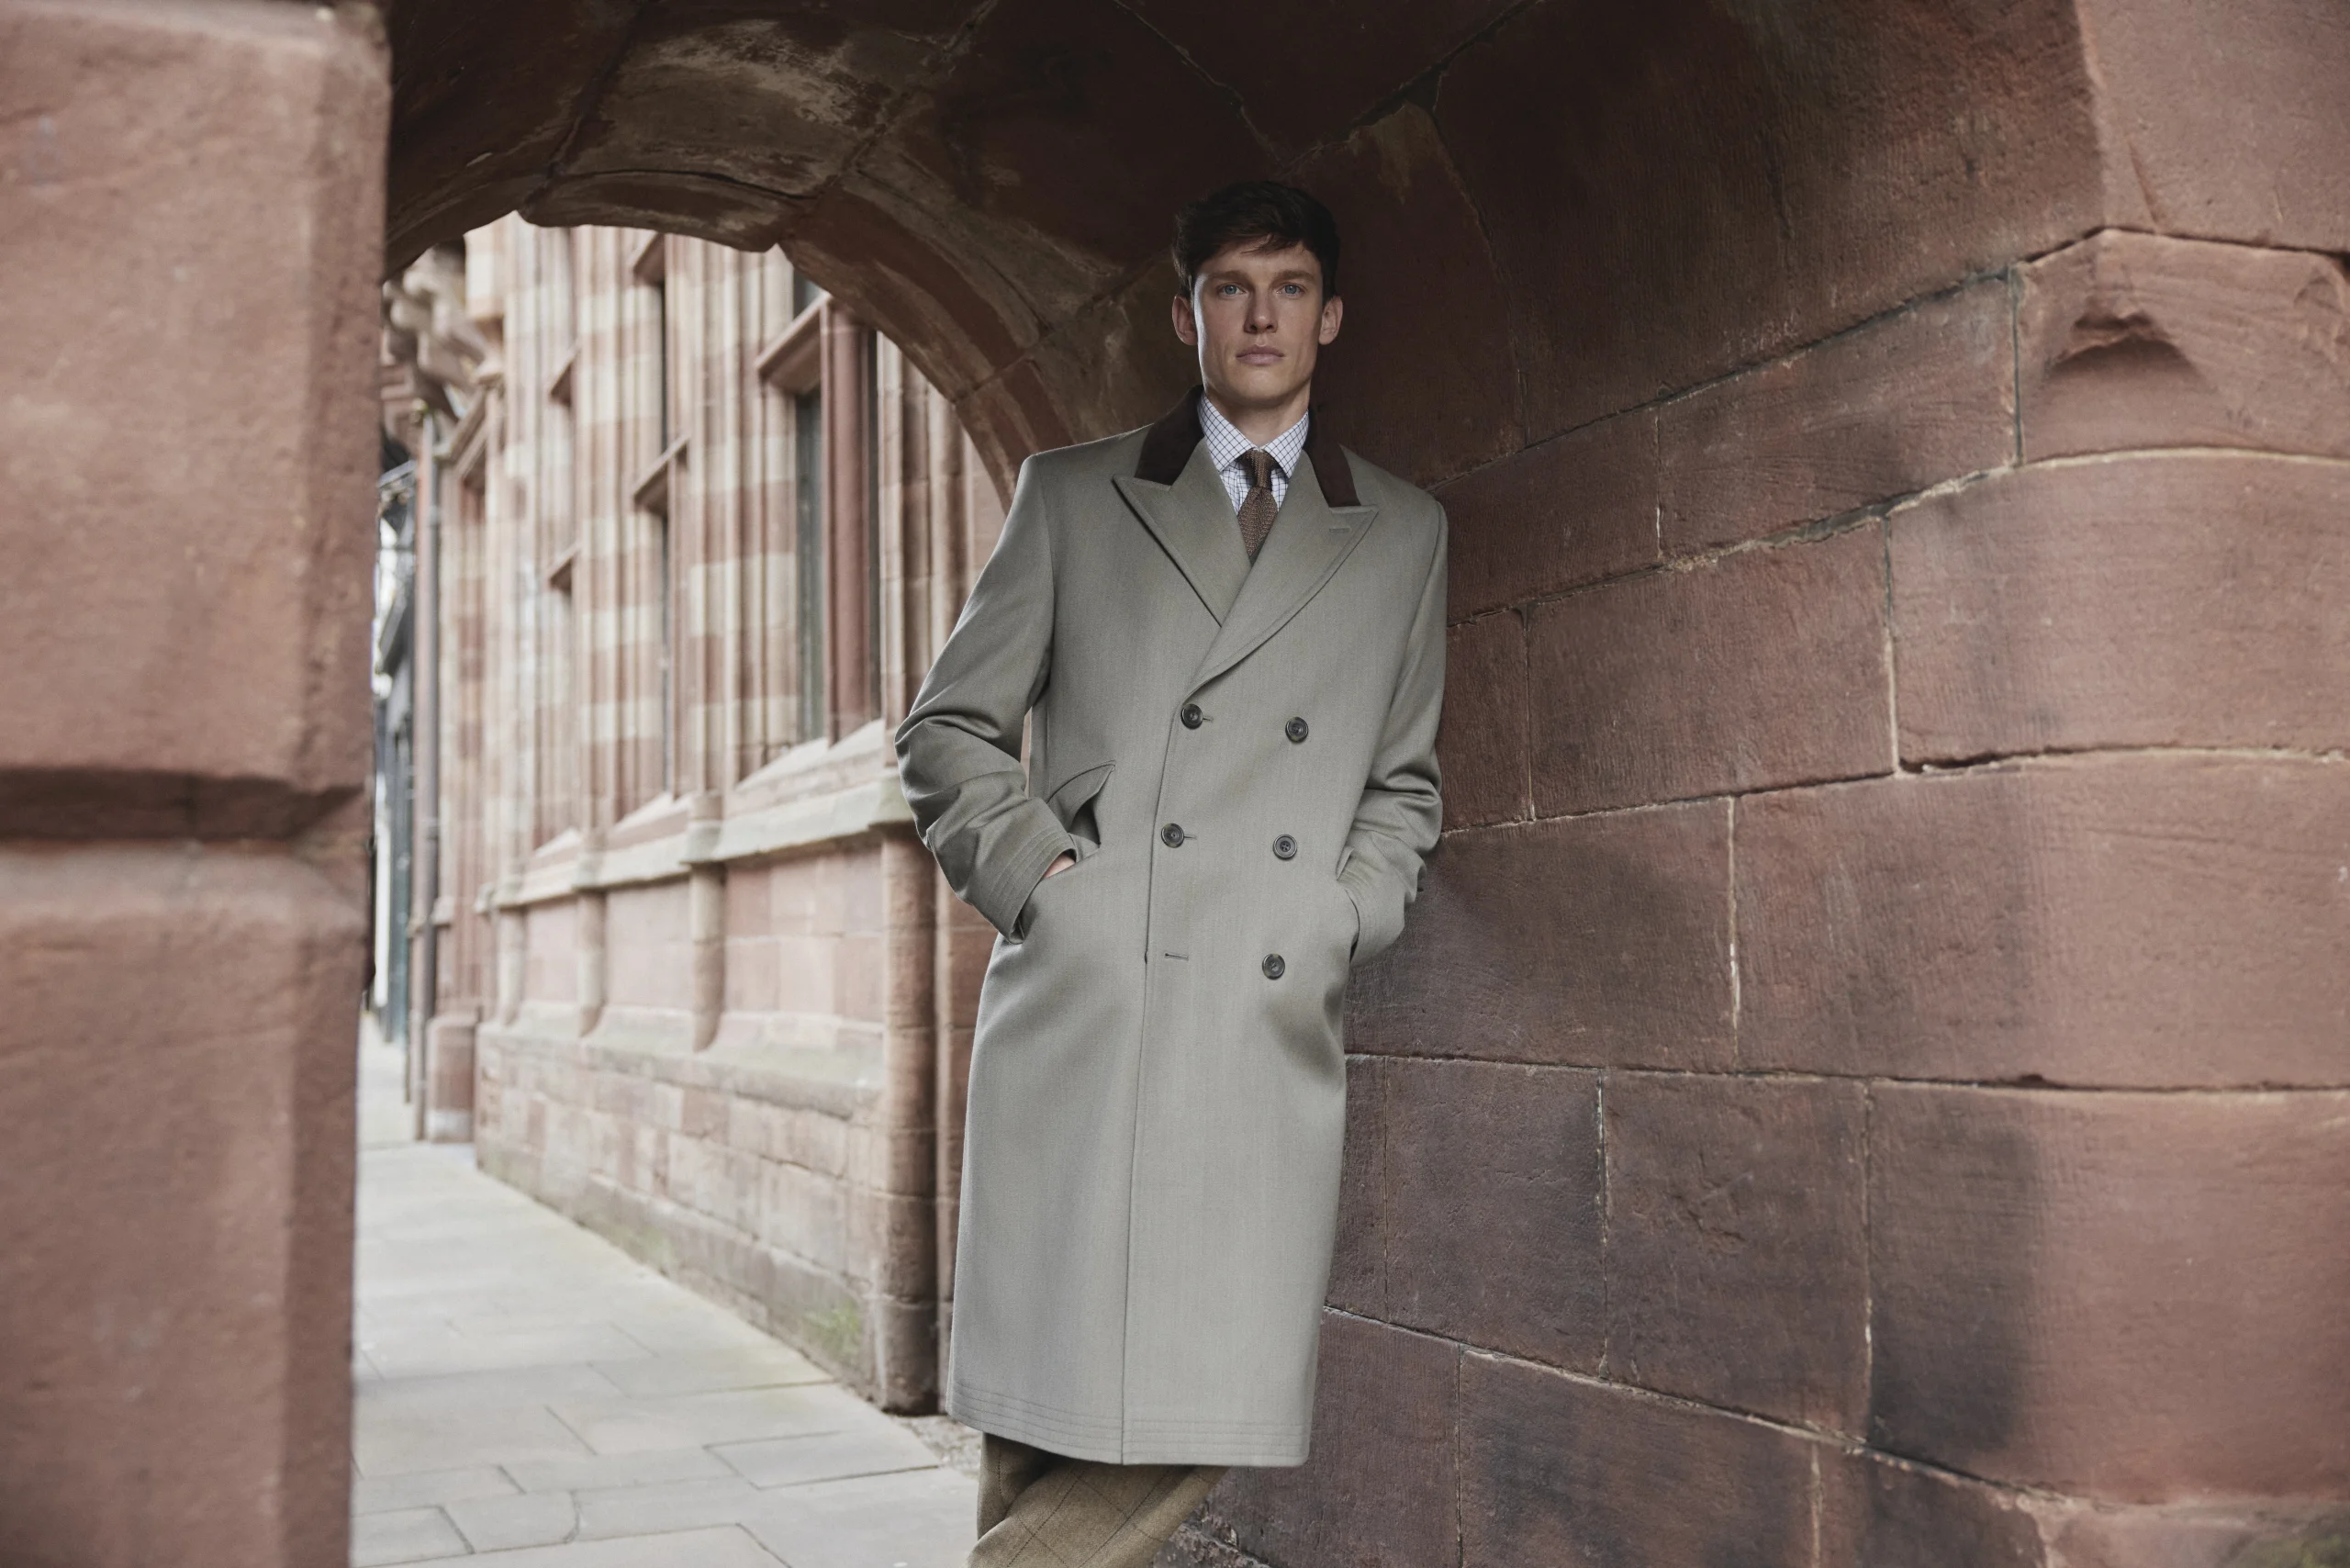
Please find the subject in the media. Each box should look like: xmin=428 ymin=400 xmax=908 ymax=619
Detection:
xmin=1170 ymin=291 xmax=1199 ymax=347
xmin=1317 ymin=293 xmax=1344 ymax=346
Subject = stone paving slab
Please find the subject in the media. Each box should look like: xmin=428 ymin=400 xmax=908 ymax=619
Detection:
xmin=352 ymin=1036 xmax=976 ymax=1566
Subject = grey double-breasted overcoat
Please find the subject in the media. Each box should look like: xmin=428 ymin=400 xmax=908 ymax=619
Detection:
xmin=895 ymin=392 xmax=1446 ymax=1467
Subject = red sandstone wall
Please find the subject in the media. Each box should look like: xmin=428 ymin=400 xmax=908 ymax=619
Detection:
xmin=0 ymin=3 xmax=386 ymax=1564
xmin=1203 ymin=223 xmax=2350 ymax=1568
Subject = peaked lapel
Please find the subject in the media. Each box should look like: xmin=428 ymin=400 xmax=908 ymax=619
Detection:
xmin=1113 ymin=439 xmax=1252 ymax=624
xmin=1189 ymin=442 xmax=1380 ymax=694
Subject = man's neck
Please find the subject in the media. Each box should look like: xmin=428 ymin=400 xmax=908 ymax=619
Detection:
xmin=1202 ymin=384 xmax=1311 ymax=447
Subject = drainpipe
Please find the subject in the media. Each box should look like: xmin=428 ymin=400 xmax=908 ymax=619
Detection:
xmin=408 ymin=415 xmax=442 ymax=1142
xmin=926 ymin=393 xmax=970 ymax=1379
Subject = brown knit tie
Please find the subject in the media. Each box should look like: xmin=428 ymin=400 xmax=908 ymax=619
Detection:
xmin=1237 ymin=448 xmax=1279 ymax=561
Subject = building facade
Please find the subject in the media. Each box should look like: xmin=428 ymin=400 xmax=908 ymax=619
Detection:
xmin=378 ymin=218 xmax=1005 ymax=1410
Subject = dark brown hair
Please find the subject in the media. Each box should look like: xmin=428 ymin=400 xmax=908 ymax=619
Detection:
xmin=1172 ymin=181 xmax=1341 ymax=300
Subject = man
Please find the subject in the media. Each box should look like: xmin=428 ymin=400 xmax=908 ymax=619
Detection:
xmin=896 ymin=181 xmax=1446 ymax=1568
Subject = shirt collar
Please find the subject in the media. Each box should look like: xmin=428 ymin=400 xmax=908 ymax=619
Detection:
xmin=1198 ymin=394 xmax=1310 ymax=479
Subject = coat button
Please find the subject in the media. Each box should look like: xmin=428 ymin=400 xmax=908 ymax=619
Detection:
xmin=1262 ymin=954 xmax=1286 ymax=979
xmin=1285 ymin=717 xmax=1309 ymax=744
xmin=1181 ymin=703 xmax=1203 ymax=729
xmin=1161 ymin=823 xmax=1187 ymax=847
xmin=1272 ymin=834 xmax=1297 ymax=860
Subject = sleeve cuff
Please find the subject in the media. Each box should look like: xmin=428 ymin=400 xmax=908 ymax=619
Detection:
xmin=970 ymin=806 xmax=1078 ymax=938
xmin=1339 ymin=859 xmax=1405 ymax=967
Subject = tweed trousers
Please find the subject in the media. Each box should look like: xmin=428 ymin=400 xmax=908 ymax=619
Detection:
xmin=969 ymin=1435 xmax=1226 ymax=1568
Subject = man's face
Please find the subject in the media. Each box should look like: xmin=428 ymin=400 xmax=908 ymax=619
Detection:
xmin=1171 ymin=241 xmax=1343 ymax=419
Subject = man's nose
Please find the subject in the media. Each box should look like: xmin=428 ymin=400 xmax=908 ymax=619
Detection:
xmin=1245 ymin=292 xmax=1276 ymax=332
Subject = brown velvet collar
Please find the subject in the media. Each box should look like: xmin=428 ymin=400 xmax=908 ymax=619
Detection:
xmin=1134 ymin=386 xmax=1360 ymax=508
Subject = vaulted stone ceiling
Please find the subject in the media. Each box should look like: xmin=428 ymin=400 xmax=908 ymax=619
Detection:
xmin=382 ymin=0 xmax=2347 ymax=484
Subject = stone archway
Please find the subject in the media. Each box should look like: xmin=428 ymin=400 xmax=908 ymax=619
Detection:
xmin=5 ymin=0 xmax=2348 ymax=1563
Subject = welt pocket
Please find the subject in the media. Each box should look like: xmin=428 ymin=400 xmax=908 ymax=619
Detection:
xmin=1043 ymin=761 xmax=1114 ymax=830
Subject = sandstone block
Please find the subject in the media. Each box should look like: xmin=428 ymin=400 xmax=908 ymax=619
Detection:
xmin=1292 ymin=104 xmax=1524 ymax=486
xmin=1326 ymin=1058 xmax=1384 ymax=1316
xmin=1736 ymin=756 xmax=2350 ymax=1087
xmin=1604 ymin=1073 xmax=1868 ymax=1433
xmin=1816 ymin=1451 xmax=2045 ymax=1568
xmin=1123 ymin=0 xmax=1515 ymax=155
xmin=1660 ymin=278 xmax=2014 ymax=553
xmin=0 ymin=0 xmax=386 ymax=837
xmin=1437 ymin=0 xmax=2100 ymax=441
xmin=2019 ymin=230 xmax=2350 ymax=461
xmin=0 ymin=844 xmax=364 ymax=1568
xmin=2076 ymin=0 xmax=2350 ymax=254
xmin=2040 ymin=1501 xmax=2350 ymax=1568
xmin=1437 ymin=614 xmax=1528 ymax=828
xmin=1219 ymin=1314 xmax=1459 ymax=1568
xmin=1334 ymin=1059 xmax=1603 ymax=1369
xmin=1868 ymin=1084 xmax=2350 ymax=1500
xmin=1894 ymin=454 xmax=2350 ymax=761
xmin=1349 ymin=803 xmax=1732 ymax=1070
xmin=865 ymin=0 xmax=1269 ymax=332
xmin=1437 ymin=410 xmax=1658 ymax=619
xmin=1456 ymin=1353 xmax=1820 ymax=1568
xmin=1529 ymin=524 xmax=1891 ymax=814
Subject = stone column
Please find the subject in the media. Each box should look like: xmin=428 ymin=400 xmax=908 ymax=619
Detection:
xmin=423 ymin=1009 xmax=478 ymax=1144
xmin=576 ymin=881 xmax=609 ymax=1037
xmin=872 ymin=830 xmax=939 ymax=1409
xmin=0 ymin=4 xmax=386 ymax=1564
xmin=686 ymin=791 xmax=725 ymax=1050
xmin=822 ymin=304 xmax=876 ymax=737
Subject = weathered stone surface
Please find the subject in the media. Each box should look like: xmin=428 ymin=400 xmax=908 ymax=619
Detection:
xmin=1868 ymin=1084 xmax=2350 ymax=1500
xmin=2019 ymin=230 xmax=2350 ymax=461
xmin=1348 ymin=803 xmax=1732 ymax=1070
xmin=1604 ymin=1074 xmax=1868 ymax=1433
xmin=1894 ymin=454 xmax=2350 ymax=761
xmin=1437 ymin=410 xmax=1658 ymax=621
xmin=1436 ymin=614 xmax=1528 ymax=829
xmin=1437 ymin=0 xmax=2100 ymax=440
xmin=1659 ymin=279 xmax=2014 ymax=553
xmin=2080 ymin=0 xmax=2350 ymax=253
xmin=0 ymin=0 xmax=385 ymax=837
xmin=554 ymin=8 xmax=950 ymax=200
xmin=1737 ymin=756 xmax=2350 ymax=1088
xmin=2041 ymin=1502 xmax=2350 ymax=1568
xmin=787 ymin=178 xmax=1039 ymax=405
xmin=0 ymin=845 xmax=364 ymax=1568
xmin=1218 ymin=1314 xmax=1459 ymax=1568
xmin=1332 ymin=1059 xmax=1602 ymax=1368
xmin=1817 ymin=1452 xmax=2045 ymax=1568
xmin=870 ymin=0 xmax=1270 ymax=330
xmin=1296 ymin=105 xmax=1524 ymax=487
xmin=1528 ymin=524 xmax=1892 ymax=814
xmin=1326 ymin=1058 xmax=1385 ymax=1315
xmin=1456 ymin=1352 xmax=1820 ymax=1568
xmin=1123 ymin=0 xmax=1515 ymax=155
xmin=382 ymin=0 xmax=632 ymax=257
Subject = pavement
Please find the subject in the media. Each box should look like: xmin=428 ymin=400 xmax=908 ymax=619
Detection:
xmin=351 ymin=1025 xmax=979 ymax=1568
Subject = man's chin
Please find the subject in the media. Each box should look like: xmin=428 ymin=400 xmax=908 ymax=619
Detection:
xmin=1207 ymin=369 xmax=1311 ymax=412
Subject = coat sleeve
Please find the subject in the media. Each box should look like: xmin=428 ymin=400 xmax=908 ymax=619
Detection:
xmin=1338 ymin=508 xmax=1448 ymax=966
xmin=894 ymin=456 xmax=1074 ymax=937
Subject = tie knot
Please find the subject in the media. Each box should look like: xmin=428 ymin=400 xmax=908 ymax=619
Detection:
xmin=1243 ymin=448 xmax=1275 ymax=491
